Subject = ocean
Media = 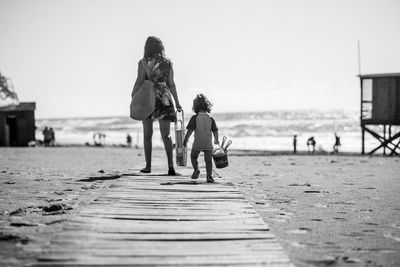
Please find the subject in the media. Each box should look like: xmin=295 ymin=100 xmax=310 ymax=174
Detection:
xmin=35 ymin=110 xmax=389 ymax=153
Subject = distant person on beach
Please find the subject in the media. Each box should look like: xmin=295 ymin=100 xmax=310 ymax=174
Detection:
xmin=49 ymin=128 xmax=55 ymax=147
xmin=333 ymin=132 xmax=341 ymax=153
xmin=93 ymin=132 xmax=104 ymax=146
xmin=293 ymin=135 xmax=297 ymax=154
xmin=183 ymin=94 xmax=219 ymax=183
xmin=42 ymin=126 xmax=51 ymax=147
xmin=131 ymin=36 xmax=182 ymax=175
xmin=126 ymin=134 xmax=132 ymax=147
xmin=307 ymin=136 xmax=316 ymax=153
xmin=101 ymin=133 xmax=106 ymax=146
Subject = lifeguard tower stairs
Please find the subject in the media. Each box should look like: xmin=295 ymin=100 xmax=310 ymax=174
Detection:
xmin=359 ymin=73 xmax=400 ymax=155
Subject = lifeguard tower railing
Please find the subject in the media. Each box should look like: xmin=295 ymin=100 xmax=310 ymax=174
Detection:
xmin=359 ymin=73 xmax=400 ymax=155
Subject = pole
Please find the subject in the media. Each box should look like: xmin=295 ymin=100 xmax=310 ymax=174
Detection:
xmin=357 ymin=40 xmax=362 ymax=76
xmin=362 ymin=125 xmax=365 ymax=155
xmin=383 ymin=125 xmax=386 ymax=155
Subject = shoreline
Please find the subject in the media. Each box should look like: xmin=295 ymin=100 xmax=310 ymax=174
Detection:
xmin=8 ymin=144 xmax=392 ymax=158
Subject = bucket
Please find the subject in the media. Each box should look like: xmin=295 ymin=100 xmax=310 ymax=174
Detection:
xmin=212 ymin=153 xmax=229 ymax=169
xmin=212 ymin=146 xmax=229 ymax=169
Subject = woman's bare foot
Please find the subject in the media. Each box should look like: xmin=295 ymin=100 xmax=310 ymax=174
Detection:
xmin=168 ymin=167 xmax=176 ymax=176
xmin=140 ymin=167 xmax=151 ymax=173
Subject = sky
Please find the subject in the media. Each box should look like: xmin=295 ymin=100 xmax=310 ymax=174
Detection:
xmin=0 ymin=0 xmax=399 ymax=118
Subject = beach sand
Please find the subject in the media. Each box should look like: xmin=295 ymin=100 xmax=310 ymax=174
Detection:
xmin=1 ymin=147 xmax=399 ymax=266
xmin=222 ymin=151 xmax=400 ymax=267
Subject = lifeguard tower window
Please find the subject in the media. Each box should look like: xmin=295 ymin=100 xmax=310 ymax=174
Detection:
xmin=361 ymin=79 xmax=372 ymax=120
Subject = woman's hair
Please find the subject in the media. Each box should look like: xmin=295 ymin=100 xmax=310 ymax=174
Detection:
xmin=192 ymin=94 xmax=213 ymax=113
xmin=144 ymin=36 xmax=165 ymax=60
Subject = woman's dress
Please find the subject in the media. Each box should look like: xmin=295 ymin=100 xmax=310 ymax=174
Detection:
xmin=143 ymin=56 xmax=176 ymax=122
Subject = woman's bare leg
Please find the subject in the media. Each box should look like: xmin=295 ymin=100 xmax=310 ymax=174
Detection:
xmin=159 ymin=119 xmax=174 ymax=168
xmin=142 ymin=118 xmax=153 ymax=171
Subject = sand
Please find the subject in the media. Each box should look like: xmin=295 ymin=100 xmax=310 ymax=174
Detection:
xmin=1 ymin=147 xmax=399 ymax=266
xmin=222 ymin=151 xmax=400 ymax=267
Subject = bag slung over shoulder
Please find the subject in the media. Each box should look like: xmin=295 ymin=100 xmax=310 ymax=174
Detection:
xmin=130 ymin=60 xmax=155 ymax=120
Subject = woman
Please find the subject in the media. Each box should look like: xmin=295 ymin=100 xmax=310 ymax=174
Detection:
xmin=132 ymin=36 xmax=182 ymax=175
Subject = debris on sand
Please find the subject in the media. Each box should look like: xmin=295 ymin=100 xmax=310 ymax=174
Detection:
xmin=304 ymin=190 xmax=321 ymax=193
xmin=42 ymin=203 xmax=72 ymax=213
xmin=0 ymin=233 xmax=29 ymax=243
xmin=9 ymin=208 xmax=26 ymax=216
xmin=288 ymin=183 xmax=311 ymax=187
xmin=78 ymin=174 xmax=121 ymax=182
xmin=10 ymin=221 xmax=38 ymax=227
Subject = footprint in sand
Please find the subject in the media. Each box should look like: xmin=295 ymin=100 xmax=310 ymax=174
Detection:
xmin=342 ymin=182 xmax=355 ymax=185
xmin=364 ymin=222 xmax=379 ymax=226
xmin=342 ymin=256 xmax=362 ymax=264
xmin=360 ymin=209 xmax=374 ymax=213
xmin=287 ymin=227 xmax=311 ymax=234
xmin=333 ymin=217 xmax=347 ymax=221
xmin=362 ymin=229 xmax=375 ymax=233
xmin=288 ymin=182 xmax=311 ymax=187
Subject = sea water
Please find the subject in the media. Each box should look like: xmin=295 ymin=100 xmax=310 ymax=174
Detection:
xmin=35 ymin=110 xmax=393 ymax=153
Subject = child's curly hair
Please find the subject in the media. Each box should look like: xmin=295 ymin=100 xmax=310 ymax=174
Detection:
xmin=192 ymin=94 xmax=213 ymax=113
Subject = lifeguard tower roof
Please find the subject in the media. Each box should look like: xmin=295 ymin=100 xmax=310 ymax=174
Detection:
xmin=0 ymin=102 xmax=36 ymax=112
xmin=358 ymin=72 xmax=400 ymax=79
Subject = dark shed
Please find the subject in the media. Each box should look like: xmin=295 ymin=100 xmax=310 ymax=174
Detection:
xmin=0 ymin=102 xmax=36 ymax=146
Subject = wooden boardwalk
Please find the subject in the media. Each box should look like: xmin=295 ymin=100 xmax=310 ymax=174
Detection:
xmin=28 ymin=168 xmax=293 ymax=266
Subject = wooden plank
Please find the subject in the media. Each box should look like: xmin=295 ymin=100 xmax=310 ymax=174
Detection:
xmin=26 ymin=168 xmax=293 ymax=266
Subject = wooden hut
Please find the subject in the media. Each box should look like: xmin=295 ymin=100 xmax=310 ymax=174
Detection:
xmin=0 ymin=102 xmax=36 ymax=146
xmin=359 ymin=73 xmax=400 ymax=155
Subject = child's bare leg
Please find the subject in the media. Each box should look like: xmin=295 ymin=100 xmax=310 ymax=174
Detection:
xmin=204 ymin=150 xmax=213 ymax=177
xmin=191 ymin=149 xmax=201 ymax=170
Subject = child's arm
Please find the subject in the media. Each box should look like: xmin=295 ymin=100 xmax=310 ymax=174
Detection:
xmin=211 ymin=118 xmax=219 ymax=145
xmin=213 ymin=131 xmax=219 ymax=145
xmin=183 ymin=130 xmax=193 ymax=147
xmin=184 ymin=115 xmax=196 ymax=147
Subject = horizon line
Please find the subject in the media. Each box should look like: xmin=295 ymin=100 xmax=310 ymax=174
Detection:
xmin=36 ymin=108 xmax=359 ymax=120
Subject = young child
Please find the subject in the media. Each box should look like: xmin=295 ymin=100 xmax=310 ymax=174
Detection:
xmin=183 ymin=94 xmax=219 ymax=183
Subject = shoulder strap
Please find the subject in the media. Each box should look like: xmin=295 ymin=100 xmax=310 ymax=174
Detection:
xmin=141 ymin=59 xmax=150 ymax=80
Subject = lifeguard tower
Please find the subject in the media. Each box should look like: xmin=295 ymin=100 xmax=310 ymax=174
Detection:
xmin=359 ymin=73 xmax=400 ymax=155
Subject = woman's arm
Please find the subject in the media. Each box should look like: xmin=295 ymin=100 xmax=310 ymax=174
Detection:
xmin=131 ymin=60 xmax=146 ymax=97
xmin=168 ymin=68 xmax=182 ymax=111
